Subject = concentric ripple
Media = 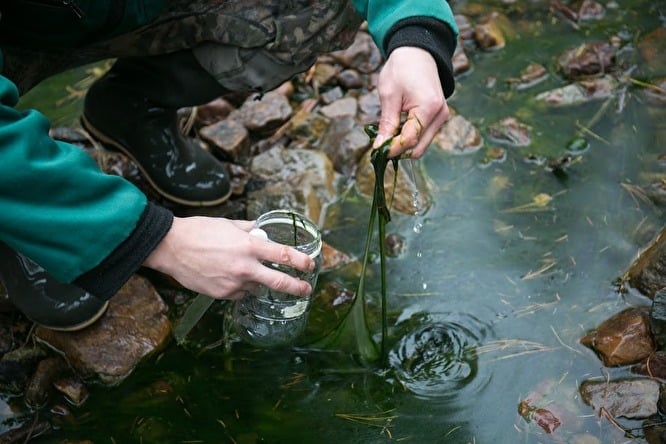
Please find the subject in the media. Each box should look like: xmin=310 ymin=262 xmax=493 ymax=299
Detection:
xmin=389 ymin=313 xmax=491 ymax=399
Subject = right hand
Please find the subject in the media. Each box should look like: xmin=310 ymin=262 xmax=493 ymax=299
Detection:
xmin=143 ymin=216 xmax=315 ymax=300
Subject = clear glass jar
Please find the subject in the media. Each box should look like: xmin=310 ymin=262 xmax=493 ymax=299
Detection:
xmin=232 ymin=210 xmax=322 ymax=348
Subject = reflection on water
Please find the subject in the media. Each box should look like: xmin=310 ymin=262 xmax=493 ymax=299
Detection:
xmin=388 ymin=312 xmax=491 ymax=400
xmin=13 ymin=0 xmax=666 ymax=443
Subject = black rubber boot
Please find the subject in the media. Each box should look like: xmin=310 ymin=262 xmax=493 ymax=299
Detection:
xmin=81 ymin=50 xmax=232 ymax=207
xmin=0 ymin=243 xmax=108 ymax=331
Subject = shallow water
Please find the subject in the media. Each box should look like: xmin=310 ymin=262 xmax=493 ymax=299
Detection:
xmin=12 ymin=0 xmax=666 ymax=443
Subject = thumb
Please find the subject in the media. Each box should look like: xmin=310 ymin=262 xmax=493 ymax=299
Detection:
xmin=373 ymin=95 xmax=402 ymax=149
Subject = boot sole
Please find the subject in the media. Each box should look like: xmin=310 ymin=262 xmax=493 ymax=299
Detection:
xmin=80 ymin=114 xmax=232 ymax=207
xmin=35 ymin=300 xmax=109 ymax=332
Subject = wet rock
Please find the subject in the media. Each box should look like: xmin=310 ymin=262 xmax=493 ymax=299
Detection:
xmin=25 ymin=356 xmax=68 ymax=408
xmin=644 ymin=416 xmax=666 ymax=444
xmin=452 ymin=42 xmax=472 ymax=76
xmin=474 ymin=12 xmax=506 ymax=50
xmin=434 ymin=114 xmax=483 ymax=154
xmin=637 ymin=27 xmax=666 ymax=76
xmin=319 ymin=96 xmax=358 ymax=119
xmin=487 ymin=117 xmax=531 ymax=147
xmin=579 ymin=378 xmax=660 ymax=419
xmin=535 ymin=75 xmax=618 ymax=106
xmin=35 ymin=275 xmax=171 ymax=385
xmin=384 ymin=233 xmax=405 ymax=258
xmin=330 ymin=31 xmax=383 ymax=74
xmin=0 ymin=416 xmax=50 ymax=442
xmin=318 ymin=116 xmax=370 ymax=177
xmin=632 ymin=351 xmax=666 ymax=379
xmin=557 ymin=41 xmax=616 ymax=80
xmin=236 ymin=91 xmax=293 ymax=134
xmin=53 ymin=376 xmax=89 ymax=407
xmin=199 ymin=119 xmax=250 ymax=163
xmin=321 ymin=242 xmax=354 ymax=273
xmin=0 ymin=314 xmax=15 ymax=355
xmin=455 ymin=14 xmax=475 ymax=41
xmin=580 ymin=307 xmax=655 ymax=366
xmin=550 ymin=0 xmax=605 ymax=22
xmin=316 ymin=281 xmax=355 ymax=308
xmin=355 ymin=152 xmax=431 ymax=216
xmin=248 ymin=145 xmax=338 ymax=223
xmin=507 ymin=63 xmax=549 ymax=90
xmin=651 ymin=289 xmax=666 ymax=350
xmin=0 ymin=345 xmax=48 ymax=393
xmin=625 ymin=227 xmax=666 ymax=298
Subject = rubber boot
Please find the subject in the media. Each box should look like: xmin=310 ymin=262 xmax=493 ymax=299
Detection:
xmin=81 ymin=50 xmax=232 ymax=207
xmin=0 ymin=243 xmax=108 ymax=331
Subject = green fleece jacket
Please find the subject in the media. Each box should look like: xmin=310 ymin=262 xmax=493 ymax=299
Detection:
xmin=0 ymin=0 xmax=457 ymax=299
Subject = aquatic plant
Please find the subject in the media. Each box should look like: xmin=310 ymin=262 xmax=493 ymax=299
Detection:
xmin=311 ymin=124 xmax=399 ymax=365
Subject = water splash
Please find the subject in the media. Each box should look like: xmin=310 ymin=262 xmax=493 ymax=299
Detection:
xmin=388 ymin=312 xmax=491 ymax=399
xmin=407 ymin=159 xmax=428 ymax=289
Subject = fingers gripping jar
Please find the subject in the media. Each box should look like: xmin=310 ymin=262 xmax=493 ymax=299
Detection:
xmin=232 ymin=210 xmax=322 ymax=348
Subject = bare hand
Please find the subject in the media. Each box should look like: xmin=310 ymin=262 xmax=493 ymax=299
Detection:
xmin=143 ymin=216 xmax=315 ymax=300
xmin=373 ymin=46 xmax=450 ymax=158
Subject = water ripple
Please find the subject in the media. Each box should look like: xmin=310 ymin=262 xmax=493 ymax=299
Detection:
xmin=388 ymin=312 xmax=492 ymax=400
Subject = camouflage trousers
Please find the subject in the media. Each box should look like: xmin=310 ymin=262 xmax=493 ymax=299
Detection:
xmin=4 ymin=0 xmax=363 ymax=94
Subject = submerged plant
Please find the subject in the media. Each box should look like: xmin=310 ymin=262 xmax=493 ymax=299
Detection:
xmin=310 ymin=124 xmax=399 ymax=365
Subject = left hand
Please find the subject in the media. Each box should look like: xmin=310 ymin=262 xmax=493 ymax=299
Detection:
xmin=373 ymin=46 xmax=450 ymax=159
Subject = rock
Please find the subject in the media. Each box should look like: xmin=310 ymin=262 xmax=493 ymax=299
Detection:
xmin=355 ymin=152 xmax=431 ymax=216
xmin=384 ymin=233 xmax=406 ymax=258
xmin=452 ymin=43 xmax=472 ymax=76
xmin=330 ymin=31 xmax=383 ymax=74
xmin=535 ymin=75 xmax=618 ymax=106
xmin=0 ymin=416 xmax=50 ymax=442
xmin=580 ymin=307 xmax=655 ymax=367
xmin=0 ymin=346 xmax=48 ymax=394
xmin=320 ymin=86 xmax=344 ymax=105
xmin=434 ymin=114 xmax=483 ymax=154
xmin=316 ymin=281 xmax=355 ymax=308
xmin=53 ymin=376 xmax=89 ymax=407
xmin=237 ymin=91 xmax=293 ymax=134
xmin=579 ymin=378 xmax=660 ymax=419
xmin=24 ymin=356 xmax=68 ymax=408
xmin=248 ymin=145 xmax=338 ymax=223
xmin=286 ymin=99 xmax=330 ymax=144
xmin=311 ymin=63 xmax=340 ymax=87
xmin=357 ymin=90 xmax=381 ymax=122
xmin=318 ymin=116 xmax=370 ymax=176
xmin=632 ymin=350 xmax=666 ymax=379
xmin=507 ymin=63 xmax=549 ymax=90
xmin=644 ymin=416 xmax=666 ymax=444
xmin=637 ymin=27 xmax=666 ymax=76
xmin=474 ymin=13 xmax=506 ymax=50
xmin=487 ymin=117 xmax=531 ymax=147
xmin=455 ymin=14 xmax=475 ymax=41
xmin=651 ymin=289 xmax=666 ymax=350
xmin=625 ymin=227 xmax=666 ymax=298
xmin=321 ymin=242 xmax=354 ymax=273
xmin=550 ymin=0 xmax=605 ymax=22
xmin=192 ymin=97 xmax=234 ymax=127
xmin=199 ymin=119 xmax=250 ymax=163
xmin=336 ymin=69 xmax=364 ymax=89
xmin=557 ymin=41 xmax=616 ymax=80
xmin=319 ymin=96 xmax=358 ymax=119
xmin=35 ymin=275 xmax=171 ymax=385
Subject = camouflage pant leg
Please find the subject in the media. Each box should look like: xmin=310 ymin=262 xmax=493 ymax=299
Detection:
xmin=100 ymin=0 xmax=364 ymax=92
xmin=5 ymin=0 xmax=363 ymax=94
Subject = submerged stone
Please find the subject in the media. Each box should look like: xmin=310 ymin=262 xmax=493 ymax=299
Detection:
xmin=535 ymin=75 xmax=618 ymax=106
xmin=557 ymin=41 xmax=616 ymax=80
xmin=579 ymin=378 xmax=660 ymax=419
xmin=487 ymin=117 xmax=531 ymax=147
xmin=434 ymin=114 xmax=483 ymax=153
xmin=650 ymin=289 xmax=666 ymax=350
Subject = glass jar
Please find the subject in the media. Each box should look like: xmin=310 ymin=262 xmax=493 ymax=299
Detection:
xmin=232 ymin=210 xmax=322 ymax=348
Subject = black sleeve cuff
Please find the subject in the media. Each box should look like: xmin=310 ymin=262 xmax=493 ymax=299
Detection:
xmin=384 ymin=17 xmax=457 ymax=98
xmin=74 ymin=202 xmax=174 ymax=300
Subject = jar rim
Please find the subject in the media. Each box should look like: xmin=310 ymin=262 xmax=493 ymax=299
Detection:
xmin=254 ymin=210 xmax=322 ymax=257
